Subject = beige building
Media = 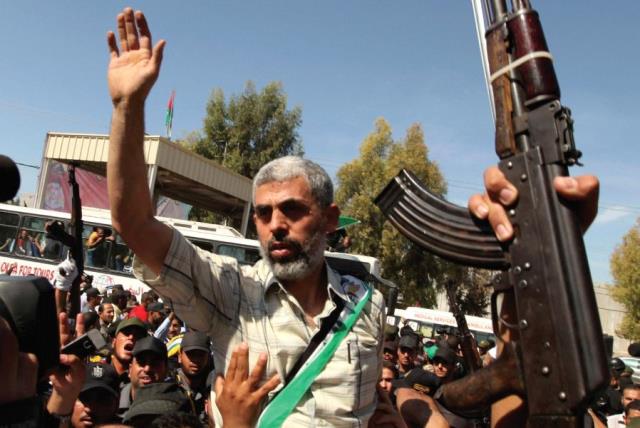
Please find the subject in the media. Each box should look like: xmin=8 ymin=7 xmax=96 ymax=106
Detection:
xmin=34 ymin=132 xmax=252 ymax=235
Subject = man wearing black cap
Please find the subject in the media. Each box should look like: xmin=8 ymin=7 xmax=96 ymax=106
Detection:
xmin=111 ymin=317 xmax=148 ymax=384
xmin=397 ymin=333 xmax=419 ymax=377
xmin=82 ymin=287 xmax=102 ymax=313
xmin=383 ymin=340 xmax=399 ymax=365
xmin=176 ymin=331 xmax=213 ymax=423
xmin=123 ymin=382 xmax=192 ymax=426
xmin=432 ymin=346 xmax=458 ymax=384
xmin=393 ymin=366 xmax=441 ymax=397
xmin=147 ymin=301 xmax=166 ymax=331
xmin=119 ymin=336 xmax=169 ymax=417
xmin=70 ymin=363 xmax=121 ymax=427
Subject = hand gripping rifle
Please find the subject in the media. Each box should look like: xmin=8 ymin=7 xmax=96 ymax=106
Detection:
xmin=374 ymin=1 xmax=608 ymax=425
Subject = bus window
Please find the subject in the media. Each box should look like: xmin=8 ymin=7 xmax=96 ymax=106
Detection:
xmin=0 ymin=212 xmax=19 ymax=253
xmin=419 ymin=324 xmax=434 ymax=340
xmin=23 ymin=216 xmax=64 ymax=261
xmin=84 ymin=225 xmax=114 ymax=268
xmin=190 ymin=239 xmax=214 ymax=253
xmin=110 ymin=234 xmax=134 ymax=273
xmin=12 ymin=216 xmax=50 ymax=258
xmin=217 ymin=244 xmax=261 ymax=266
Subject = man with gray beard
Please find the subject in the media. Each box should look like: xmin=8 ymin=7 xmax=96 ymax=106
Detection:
xmin=106 ymin=10 xmax=385 ymax=426
xmin=105 ymin=8 xmax=601 ymax=427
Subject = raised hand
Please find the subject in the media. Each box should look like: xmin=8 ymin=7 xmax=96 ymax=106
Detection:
xmin=46 ymin=354 xmax=86 ymax=417
xmin=58 ymin=312 xmax=85 ymax=348
xmin=215 ymin=343 xmax=280 ymax=428
xmin=107 ymin=8 xmax=165 ymax=107
xmin=468 ymin=166 xmax=599 ymax=241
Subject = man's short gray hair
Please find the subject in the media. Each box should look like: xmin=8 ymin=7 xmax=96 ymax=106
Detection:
xmin=252 ymin=156 xmax=333 ymax=208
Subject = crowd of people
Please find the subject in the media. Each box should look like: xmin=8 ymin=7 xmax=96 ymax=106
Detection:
xmin=1 ymin=5 xmax=638 ymax=428
xmin=2 ymin=280 xmax=639 ymax=427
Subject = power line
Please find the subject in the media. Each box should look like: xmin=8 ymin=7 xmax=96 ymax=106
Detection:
xmin=15 ymin=162 xmax=40 ymax=169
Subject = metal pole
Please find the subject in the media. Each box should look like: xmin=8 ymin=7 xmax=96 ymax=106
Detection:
xmin=471 ymin=0 xmax=495 ymax=123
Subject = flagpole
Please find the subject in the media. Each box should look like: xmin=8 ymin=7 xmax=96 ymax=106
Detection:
xmin=165 ymin=90 xmax=175 ymax=140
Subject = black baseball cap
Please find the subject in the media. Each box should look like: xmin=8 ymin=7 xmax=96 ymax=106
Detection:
xmin=398 ymin=334 xmax=419 ymax=350
xmin=383 ymin=340 xmax=398 ymax=353
xmin=81 ymin=363 xmax=119 ymax=398
xmin=180 ymin=331 xmax=210 ymax=353
xmin=133 ymin=336 xmax=167 ymax=358
xmin=122 ymin=382 xmax=190 ymax=423
xmin=392 ymin=367 xmax=441 ymax=396
xmin=433 ymin=346 xmax=457 ymax=365
xmin=85 ymin=287 xmax=100 ymax=298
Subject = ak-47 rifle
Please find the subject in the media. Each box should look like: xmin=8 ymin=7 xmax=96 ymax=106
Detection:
xmin=445 ymin=280 xmax=482 ymax=373
xmin=67 ymin=164 xmax=84 ymax=318
xmin=375 ymin=1 xmax=608 ymax=426
xmin=47 ymin=164 xmax=84 ymax=318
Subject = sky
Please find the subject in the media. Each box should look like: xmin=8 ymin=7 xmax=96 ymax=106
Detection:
xmin=1 ymin=1 xmax=638 ymax=285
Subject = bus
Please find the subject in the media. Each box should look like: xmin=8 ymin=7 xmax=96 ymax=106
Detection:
xmin=393 ymin=306 xmax=495 ymax=344
xmin=0 ymin=203 xmax=387 ymax=298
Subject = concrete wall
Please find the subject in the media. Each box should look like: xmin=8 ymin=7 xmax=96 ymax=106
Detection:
xmin=594 ymin=283 xmax=630 ymax=356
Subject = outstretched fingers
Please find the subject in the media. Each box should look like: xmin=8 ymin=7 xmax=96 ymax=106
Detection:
xmin=116 ymin=12 xmax=127 ymax=52
xmin=107 ymin=31 xmax=119 ymax=59
xmin=151 ymin=40 xmax=166 ymax=71
xmin=256 ymin=373 xmax=280 ymax=398
xmin=123 ymin=8 xmax=140 ymax=51
xmin=233 ymin=343 xmax=250 ymax=384
xmin=226 ymin=346 xmax=239 ymax=383
xmin=135 ymin=10 xmax=152 ymax=50
xmin=247 ymin=353 xmax=268 ymax=388
xmin=75 ymin=312 xmax=85 ymax=338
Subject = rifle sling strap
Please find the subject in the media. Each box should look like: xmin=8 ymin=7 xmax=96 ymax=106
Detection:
xmin=283 ymin=292 xmax=345 ymax=385
xmin=257 ymin=284 xmax=372 ymax=428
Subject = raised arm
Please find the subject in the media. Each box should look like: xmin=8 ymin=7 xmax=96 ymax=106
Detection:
xmin=107 ymin=8 xmax=171 ymax=275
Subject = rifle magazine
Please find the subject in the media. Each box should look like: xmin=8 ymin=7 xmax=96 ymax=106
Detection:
xmin=374 ymin=169 xmax=508 ymax=270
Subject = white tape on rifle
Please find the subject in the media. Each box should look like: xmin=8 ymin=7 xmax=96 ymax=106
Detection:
xmin=490 ymin=51 xmax=554 ymax=83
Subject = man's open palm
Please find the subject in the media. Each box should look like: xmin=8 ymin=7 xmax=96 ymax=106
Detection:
xmin=107 ymin=8 xmax=165 ymax=106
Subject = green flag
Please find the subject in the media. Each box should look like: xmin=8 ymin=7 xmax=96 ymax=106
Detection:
xmin=337 ymin=215 xmax=360 ymax=230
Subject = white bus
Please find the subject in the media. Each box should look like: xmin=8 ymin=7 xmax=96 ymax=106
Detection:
xmin=393 ymin=306 xmax=495 ymax=343
xmin=0 ymin=203 xmax=385 ymax=298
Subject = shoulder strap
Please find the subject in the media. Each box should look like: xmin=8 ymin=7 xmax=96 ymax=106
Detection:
xmin=282 ymin=293 xmax=346 ymax=386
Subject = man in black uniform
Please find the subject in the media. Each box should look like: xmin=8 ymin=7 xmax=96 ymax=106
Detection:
xmin=176 ymin=331 xmax=213 ymax=423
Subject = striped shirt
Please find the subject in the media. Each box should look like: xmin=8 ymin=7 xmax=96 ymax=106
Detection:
xmin=133 ymin=229 xmax=385 ymax=427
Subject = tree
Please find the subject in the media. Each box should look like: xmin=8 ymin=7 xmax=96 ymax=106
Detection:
xmin=446 ymin=268 xmax=492 ymax=317
xmin=181 ymin=81 xmax=303 ymax=227
xmin=191 ymin=81 xmax=303 ymax=178
xmin=610 ymin=219 xmax=640 ymax=341
xmin=336 ymin=118 xmax=489 ymax=308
